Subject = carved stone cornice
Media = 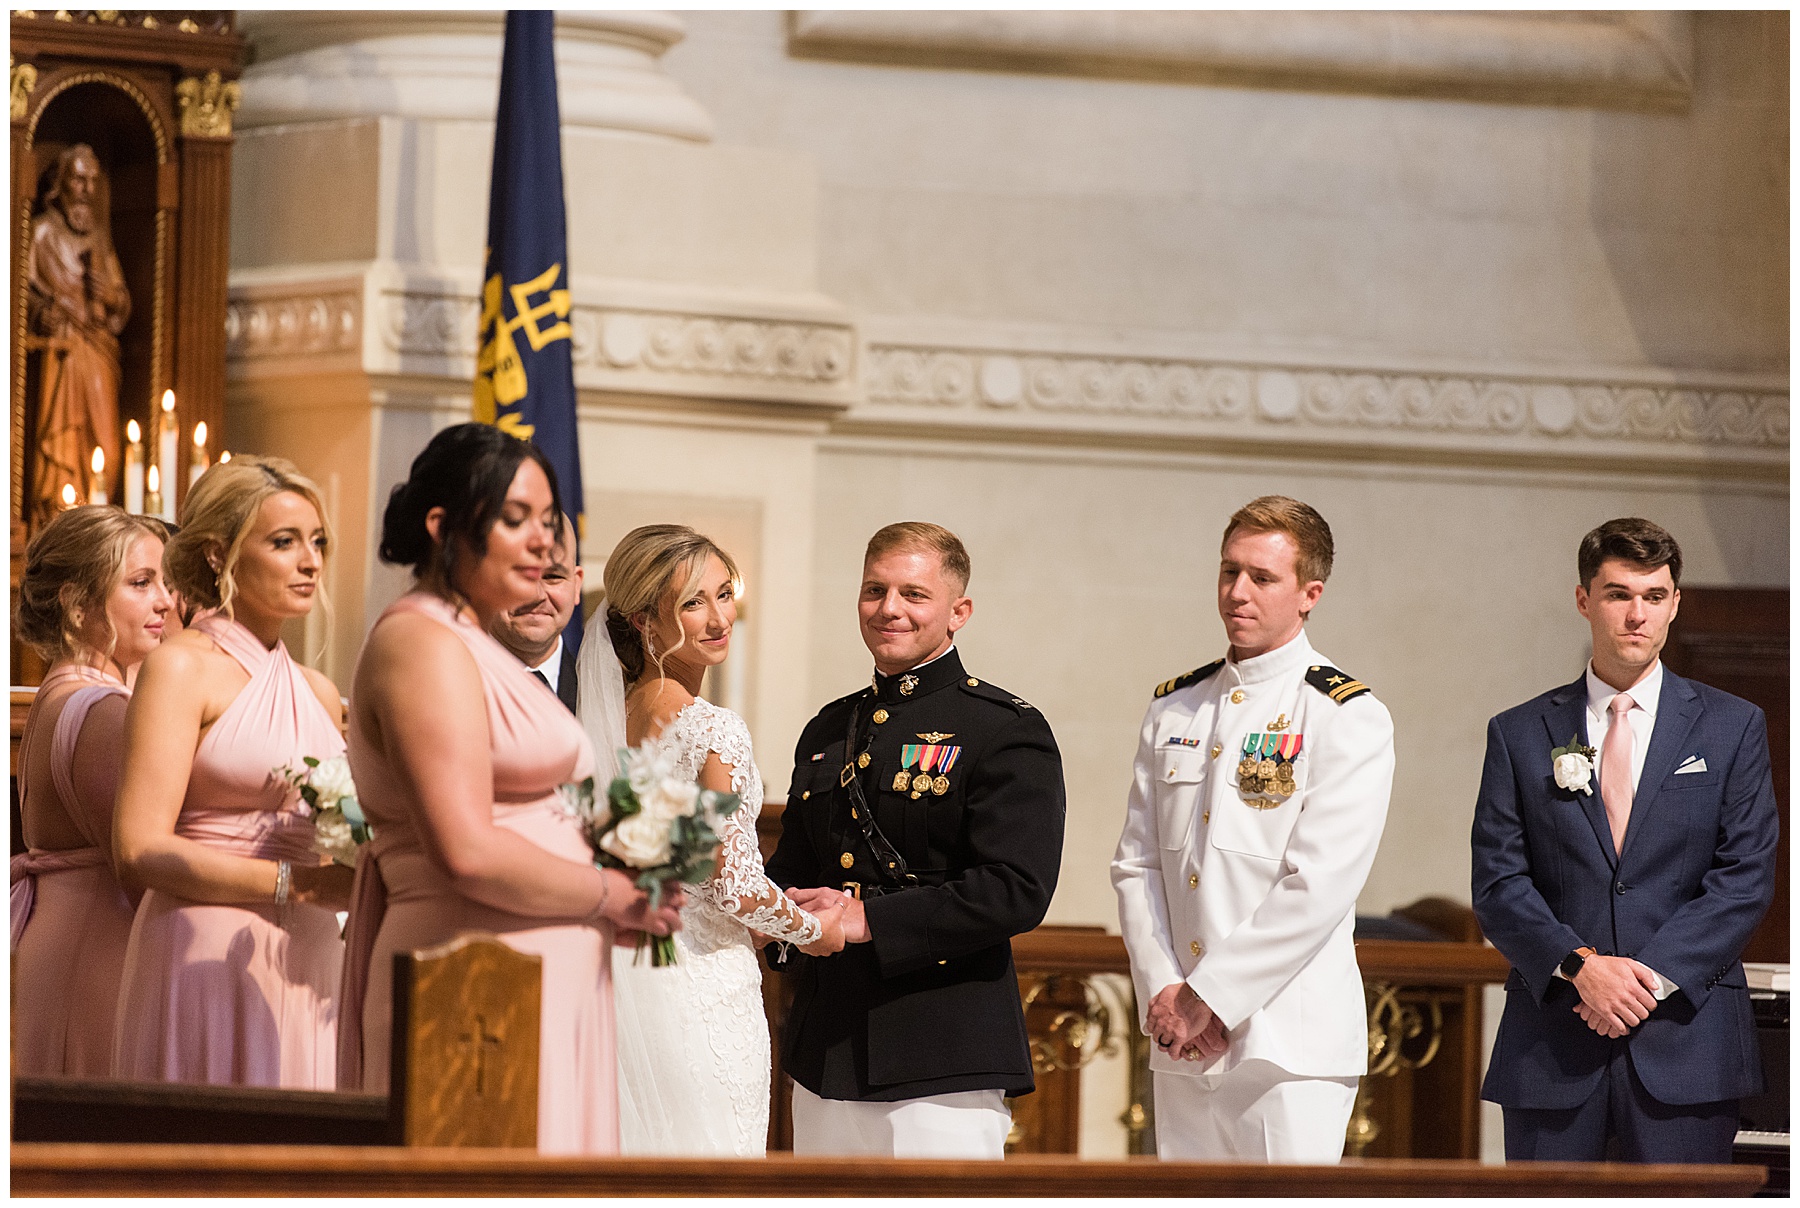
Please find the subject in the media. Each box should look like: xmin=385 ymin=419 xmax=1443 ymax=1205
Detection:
xmin=175 ymin=69 xmax=240 ymax=138
xmin=860 ymin=341 xmax=1787 ymax=472
xmin=224 ymin=286 xmax=362 ymax=364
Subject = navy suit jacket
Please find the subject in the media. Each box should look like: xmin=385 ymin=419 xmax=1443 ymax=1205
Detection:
xmin=1472 ymin=667 xmax=1778 ymax=1109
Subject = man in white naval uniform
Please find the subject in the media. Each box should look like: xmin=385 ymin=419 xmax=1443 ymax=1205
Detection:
xmin=1112 ymin=495 xmax=1395 ymax=1162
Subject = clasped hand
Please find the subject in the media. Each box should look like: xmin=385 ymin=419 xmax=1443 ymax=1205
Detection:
xmin=610 ymin=879 xmax=687 ymax=945
xmin=784 ymin=885 xmax=868 ymax=956
xmin=1571 ymin=954 xmax=1661 ymax=1038
xmin=1145 ymin=982 xmax=1228 ymax=1063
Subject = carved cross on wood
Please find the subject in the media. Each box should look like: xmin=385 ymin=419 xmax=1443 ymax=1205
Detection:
xmin=459 ymin=1013 xmax=504 ymax=1096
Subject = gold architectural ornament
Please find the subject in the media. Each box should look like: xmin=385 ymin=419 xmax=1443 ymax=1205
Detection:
xmin=11 ymin=59 xmax=37 ymax=121
xmin=176 ymin=16 xmax=197 ymax=32
xmin=174 ymin=69 xmax=240 ymax=138
xmin=1343 ymin=981 xmax=1447 ymax=1157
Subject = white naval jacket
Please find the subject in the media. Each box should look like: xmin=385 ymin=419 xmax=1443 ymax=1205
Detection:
xmin=1111 ymin=629 xmax=1394 ymax=1080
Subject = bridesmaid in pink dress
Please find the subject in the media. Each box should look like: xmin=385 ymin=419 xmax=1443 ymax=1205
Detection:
xmin=112 ymin=457 xmax=355 ymax=1088
xmin=12 ymin=506 xmax=172 ymax=1077
xmin=339 ymin=422 xmax=683 ymax=1155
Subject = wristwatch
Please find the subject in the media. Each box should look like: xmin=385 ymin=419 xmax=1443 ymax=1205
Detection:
xmin=1559 ymin=946 xmax=1598 ymax=978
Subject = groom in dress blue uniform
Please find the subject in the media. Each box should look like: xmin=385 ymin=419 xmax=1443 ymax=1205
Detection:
xmin=766 ymin=522 xmax=1066 ymax=1159
xmin=1471 ymin=517 xmax=1778 ymax=1163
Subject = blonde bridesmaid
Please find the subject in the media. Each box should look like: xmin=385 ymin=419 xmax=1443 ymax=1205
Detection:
xmin=12 ymin=506 xmax=171 ymax=1077
xmin=112 ymin=456 xmax=353 ymax=1088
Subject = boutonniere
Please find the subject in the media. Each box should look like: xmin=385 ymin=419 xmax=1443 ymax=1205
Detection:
xmin=1550 ymin=733 xmax=1598 ymax=795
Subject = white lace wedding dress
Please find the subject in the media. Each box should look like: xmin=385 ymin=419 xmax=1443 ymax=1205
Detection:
xmin=611 ymin=698 xmax=821 ymax=1156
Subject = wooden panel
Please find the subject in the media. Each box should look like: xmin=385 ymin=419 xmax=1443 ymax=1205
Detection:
xmin=9 ymin=1143 xmax=1768 ymax=1197
xmin=11 ymin=1078 xmax=390 ymax=1146
xmin=391 ymin=934 xmax=540 ymax=1149
xmin=1662 ymin=586 xmax=1787 ymax=963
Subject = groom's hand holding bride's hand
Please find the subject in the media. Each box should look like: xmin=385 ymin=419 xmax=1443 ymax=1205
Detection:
xmin=787 ymin=886 xmax=870 ymax=945
xmin=797 ymin=899 xmax=848 ymax=956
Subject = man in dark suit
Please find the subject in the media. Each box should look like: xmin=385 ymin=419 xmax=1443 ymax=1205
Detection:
xmin=766 ymin=521 xmax=1066 ymax=1159
xmin=488 ymin=514 xmax=582 ymax=713
xmin=1472 ymin=517 xmax=1779 ymax=1163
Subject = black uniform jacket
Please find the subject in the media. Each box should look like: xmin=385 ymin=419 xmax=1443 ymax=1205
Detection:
xmin=765 ymin=647 xmax=1066 ymax=1102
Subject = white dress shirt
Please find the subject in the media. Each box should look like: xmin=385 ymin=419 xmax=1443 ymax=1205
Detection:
xmin=530 ymin=636 xmax=565 ymax=694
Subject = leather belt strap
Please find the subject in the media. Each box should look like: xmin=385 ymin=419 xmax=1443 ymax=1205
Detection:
xmin=842 ymin=702 xmax=917 ymax=890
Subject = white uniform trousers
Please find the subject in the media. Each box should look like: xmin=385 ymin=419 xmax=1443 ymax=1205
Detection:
xmin=790 ymin=1083 xmax=1011 ymax=1159
xmin=1154 ymin=1060 xmax=1358 ymax=1163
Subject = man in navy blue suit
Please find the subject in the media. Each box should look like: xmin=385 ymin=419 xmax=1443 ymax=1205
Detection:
xmin=1472 ymin=517 xmax=1778 ymax=1163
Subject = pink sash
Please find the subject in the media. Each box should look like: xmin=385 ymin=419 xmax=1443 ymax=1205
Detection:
xmin=10 ymin=848 xmax=108 ymax=947
xmin=334 ymin=833 xmax=397 ymax=1090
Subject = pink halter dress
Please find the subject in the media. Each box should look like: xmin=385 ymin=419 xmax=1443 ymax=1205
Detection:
xmin=338 ymin=591 xmax=616 ymax=1155
xmin=12 ymin=664 xmax=136 ymax=1077
xmin=111 ymin=612 xmax=346 ymax=1088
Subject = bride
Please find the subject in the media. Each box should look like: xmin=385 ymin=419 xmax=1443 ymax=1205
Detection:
xmin=578 ymin=524 xmax=844 ymax=1156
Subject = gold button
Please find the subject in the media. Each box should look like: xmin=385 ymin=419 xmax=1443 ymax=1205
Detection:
xmin=1230 ymin=689 xmax=1245 ymax=704
xmin=937 ymin=959 xmax=948 ymax=966
xmin=1167 ymin=769 xmax=1177 ymax=781
xmin=1210 ymin=744 xmax=1222 ymax=759
xmin=967 ymin=678 xmax=979 ymax=686
xmin=1190 ymin=940 xmax=1202 ymax=956
xmin=873 ymin=709 xmax=889 ymax=724
xmin=1188 ymin=874 xmax=1198 ymax=889
xmin=1202 ymin=810 xmax=1210 ymax=823
xmin=840 ymin=852 xmax=855 ymax=869
xmin=857 ymin=752 xmax=871 ymax=768
xmin=801 ymin=790 xmax=810 ymax=800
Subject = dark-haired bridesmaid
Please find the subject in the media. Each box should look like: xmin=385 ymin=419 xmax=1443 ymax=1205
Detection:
xmin=339 ymin=421 xmax=682 ymax=1155
xmin=12 ymin=506 xmax=171 ymax=1077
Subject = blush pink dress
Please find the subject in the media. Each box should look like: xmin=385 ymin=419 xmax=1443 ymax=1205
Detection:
xmin=112 ymin=612 xmax=346 ymax=1088
xmin=338 ymin=592 xmax=616 ymax=1155
xmin=11 ymin=665 xmax=137 ymax=1077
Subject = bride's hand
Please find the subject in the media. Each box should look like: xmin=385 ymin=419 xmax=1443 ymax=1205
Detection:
xmin=798 ymin=901 xmax=847 ymax=957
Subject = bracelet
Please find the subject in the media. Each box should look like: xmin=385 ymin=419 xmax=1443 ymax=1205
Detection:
xmin=584 ymin=871 xmax=612 ymax=925
xmin=273 ymin=859 xmax=292 ymax=908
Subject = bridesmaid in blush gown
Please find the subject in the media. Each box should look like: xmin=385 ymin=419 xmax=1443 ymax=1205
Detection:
xmin=337 ymin=423 xmax=683 ymax=1155
xmin=12 ymin=506 xmax=171 ymax=1077
xmin=113 ymin=457 xmax=355 ymax=1087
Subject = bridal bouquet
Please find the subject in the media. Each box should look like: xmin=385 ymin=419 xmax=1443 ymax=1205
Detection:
xmin=276 ymin=755 xmax=373 ymax=867
xmin=563 ymin=740 xmax=740 ymax=966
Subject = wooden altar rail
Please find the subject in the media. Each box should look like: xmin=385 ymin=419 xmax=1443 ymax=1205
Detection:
xmin=9 ymin=1144 xmax=1765 ymax=1197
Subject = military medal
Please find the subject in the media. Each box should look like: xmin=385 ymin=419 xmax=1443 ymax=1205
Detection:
xmin=1238 ymin=728 xmax=1303 ymax=808
xmin=896 ymin=741 xmax=961 ymax=799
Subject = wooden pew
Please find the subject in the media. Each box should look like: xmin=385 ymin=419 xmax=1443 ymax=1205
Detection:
xmin=10 ymin=1146 xmax=1767 ymax=1196
xmin=12 ymin=933 xmax=538 ymax=1147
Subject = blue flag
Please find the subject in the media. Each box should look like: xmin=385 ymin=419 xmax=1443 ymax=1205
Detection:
xmin=476 ymin=10 xmax=584 ymax=653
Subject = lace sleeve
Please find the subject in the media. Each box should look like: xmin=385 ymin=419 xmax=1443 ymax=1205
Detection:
xmin=687 ymin=705 xmax=822 ymax=945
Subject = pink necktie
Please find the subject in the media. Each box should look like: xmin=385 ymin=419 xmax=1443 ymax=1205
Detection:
xmin=1601 ymin=693 xmax=1636 ymax=855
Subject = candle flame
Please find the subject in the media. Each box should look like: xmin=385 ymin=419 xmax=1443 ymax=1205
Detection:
xmin=127 ymin=419 xmax=141 ymax=443
xmin=219 ymin=450 xmax=232 ymax=463
xmin=161 ymin=389 xmax=176 ymax=413
xmin=193 ymin=420 xmax=208 ymax=448
xmin=147 ymin=464 xmax=160 ymax=492
xmin=61 ymin=483 xmax=77 ymax=506
xmin=91 ymin=446 xmax=105 ymax=473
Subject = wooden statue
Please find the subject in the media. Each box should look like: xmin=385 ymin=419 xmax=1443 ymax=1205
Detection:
xmin=25 ymin=142 xmax=130 ymax=521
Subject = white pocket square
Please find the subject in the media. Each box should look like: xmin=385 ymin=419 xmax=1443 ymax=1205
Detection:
xmin=1675 ymin=756 xmax=1707 ymax=775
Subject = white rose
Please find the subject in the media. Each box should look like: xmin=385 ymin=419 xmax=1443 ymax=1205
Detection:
xmin=601 ymin=811 xmax=673 ymax=869
xmin=313 ymin=809 xmax=358 ymax=866
xmin=309 ymin=757 xmax=356 ymax=808
xmin=1553 ymin=751 xmax=1594 ymax=793
xmin=645 ymin=777 xmax=699 ymax=823
xmin=624 ymin=745 xmax=673 ymax=797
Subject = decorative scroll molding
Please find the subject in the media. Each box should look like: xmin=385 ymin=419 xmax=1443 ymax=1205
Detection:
xmin=861 ymin=342 xmax=1787 ymax=467
xmin=175 ymin=70 xmax=240 ymax=138
xmin=789 ymin=11 xmax=1694 ymax=112
xmin=224 ymin=289 xmax=361 ymax=361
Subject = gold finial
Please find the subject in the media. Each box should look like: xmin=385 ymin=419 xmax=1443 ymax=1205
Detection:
xmin=175 ymin=70 xmax=241 ymax=138
xmin=11 ymin=59 xmax=37 ymax=122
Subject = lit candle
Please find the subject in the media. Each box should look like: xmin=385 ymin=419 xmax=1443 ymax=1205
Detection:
xmin=190 ymin=420 xmax=209 ymax=487
xmin=124 ymin=419 xmax=145 ymax=513
xmin=219 ymin=450 xmax=231 ymax=464
xmin=146 ymin=463 xmax=162 ymax=520
xmin=89 ymin=446 xmax=108 ymax=506
xmin=157 ymin=390 xmax=178 ymax=520
xmin=60 ymin=482 xmax=77 ymax=509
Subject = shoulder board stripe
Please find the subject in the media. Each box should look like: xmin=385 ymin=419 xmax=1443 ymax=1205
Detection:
xmin=1154 ymin=658 xmax=1225 ymax=699
xmin=1305 ymin=663 xmax=1372 ymax=704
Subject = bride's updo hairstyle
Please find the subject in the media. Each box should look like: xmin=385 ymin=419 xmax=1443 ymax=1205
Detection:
xmin=165 ymin=455 xmax=331 ymax=617
xmin=601 ymin=524 xmax=741 ymax=683
xmin=15 ymin=505 xmax=169 ymax=662
xmin=379 ymin=422 xmax=563 ymax=599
